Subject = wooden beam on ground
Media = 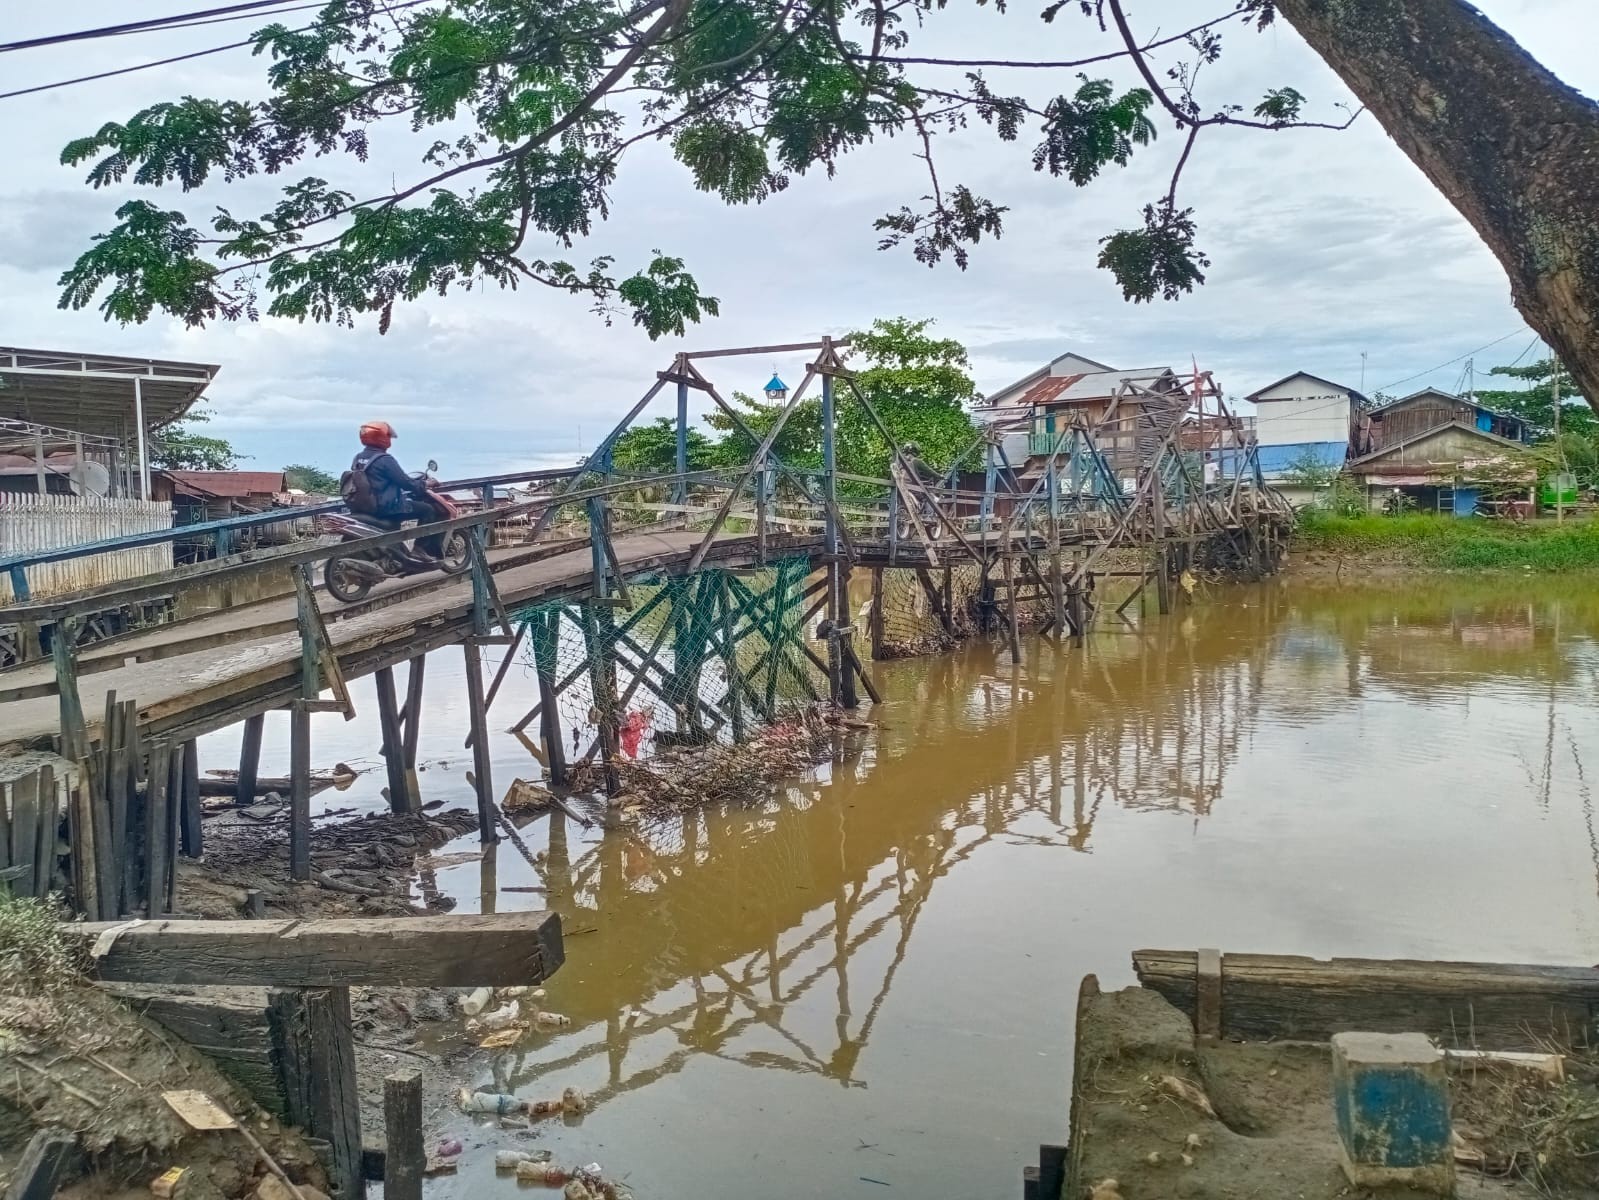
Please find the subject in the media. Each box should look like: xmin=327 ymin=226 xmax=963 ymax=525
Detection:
xmin=72 ymin=912 xmax=564 ymax=988
xmin=1132 ymin=949 xmax=1599 ymax=1052
xmin=268 ymin=987 xmax=364 ymax=1200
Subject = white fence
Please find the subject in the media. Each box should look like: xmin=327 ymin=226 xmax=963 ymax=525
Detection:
xmin=0 ymin=495 xmax=173 ymax=602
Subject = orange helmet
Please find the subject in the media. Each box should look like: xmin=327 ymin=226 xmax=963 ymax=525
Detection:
xmin=359 ymin=421 xmax=396 ymax=450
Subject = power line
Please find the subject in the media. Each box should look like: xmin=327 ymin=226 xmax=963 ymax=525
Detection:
xmin=1374 ymin=328 xmax=1529 ymax=392
xmin=0 ymin=1 xmax=428 ymax=102
xmin=0 ymin=1 xmax=315 ymax=53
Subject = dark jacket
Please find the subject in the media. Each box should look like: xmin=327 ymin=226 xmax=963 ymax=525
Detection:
xmin=352 ymin=447 xmax=426 ymax=517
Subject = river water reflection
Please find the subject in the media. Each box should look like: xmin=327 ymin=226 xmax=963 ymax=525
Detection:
xmin=203 ymin=577 xmax=1599 ymax=1197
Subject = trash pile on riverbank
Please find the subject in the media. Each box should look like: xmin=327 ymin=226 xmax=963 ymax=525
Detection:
xmin=1071 ymin=985 xmax=1598 ymax=1199
xmin=586 ymin=706 xmax=835 ymax=823
xmin=0 ymin=898 xmax=329 ymax=1200
xmin=182 ymin=807 xmax=480 ymax=919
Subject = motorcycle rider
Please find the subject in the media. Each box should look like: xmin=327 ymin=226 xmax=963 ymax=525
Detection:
xmin=348 ymin=421 xmax=449 ymax=566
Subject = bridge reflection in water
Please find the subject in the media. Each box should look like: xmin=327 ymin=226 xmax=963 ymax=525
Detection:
xmin=409 ymin=579 xmax=1599 ymax=1198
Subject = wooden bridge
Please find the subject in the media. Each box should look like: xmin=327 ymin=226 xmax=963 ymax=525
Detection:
xmin=0 ymin=336 xmax=1291 ymax=921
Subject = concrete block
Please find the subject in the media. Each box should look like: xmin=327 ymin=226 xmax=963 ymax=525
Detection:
xmin=1331 ymin=1032 xmax=1454 ymax=1194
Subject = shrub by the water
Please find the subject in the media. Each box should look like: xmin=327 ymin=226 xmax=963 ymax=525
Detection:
xmin=1295 ymin=512 xmax=1599 ymax=570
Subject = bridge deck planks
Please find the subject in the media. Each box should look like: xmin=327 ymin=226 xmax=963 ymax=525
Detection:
xmin=0 ymin=529 xmax=819 ymax=748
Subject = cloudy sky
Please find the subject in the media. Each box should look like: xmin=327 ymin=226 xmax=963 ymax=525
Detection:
xmin=0 ymin=1 xmax=1592 ymax=476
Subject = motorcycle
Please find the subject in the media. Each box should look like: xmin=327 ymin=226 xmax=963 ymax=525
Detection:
xmin=322 ymin=460 xmax=472 ymax=603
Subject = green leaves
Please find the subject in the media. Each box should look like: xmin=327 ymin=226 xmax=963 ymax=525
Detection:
xmin=1253 ymin=86 xmax=1306 ymax=125
xmin=58 ymin=201 xmax=222 ymax=326
xmin=56 ymin=0 xmax=1322 ymax=336
xmin=62 ymin=100 xmax=257 ymax=190
xmin=875 ymin=186 xmax=1008 ymax=269
xmin=618 ymin=254 xmax=721 ymax=340
xmin=674 ymin=122 xmax=787 ymax=203
xmin=1097 ymin=202 xmax=1210 ymax=303
xmin=1033 ymin=76 xmax=1156 ymax=185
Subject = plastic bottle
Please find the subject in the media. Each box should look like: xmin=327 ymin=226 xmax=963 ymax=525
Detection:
xmin=461 ymin=987 xmax=494 ymax=1017
xmin=459 ymin=1089 xmax=524 ymax=1115
xmin=535 ymin=1011 xmax=572 ymax=1029
xmin=496 ymin=1150 xmax=553 ymax=1172
xmin=477 ymin=1002 xmax=522 ymax=1031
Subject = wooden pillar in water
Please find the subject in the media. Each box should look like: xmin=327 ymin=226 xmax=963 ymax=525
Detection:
xmin=868 ymin=567 xmax=885 ymax=661
xmin=402 ymin=655 xmax=425 ymax=808
xmin=579 ymin=604 xmax=621 ymax=795
xmin=1151 ymin=470 xmax=1172 ymax=616
xmin=462 ymin=642 xmax=500 ymax=843
xmin=179 ymin=739 xmax=202 ymax=859
xmin=718 ymin=574 xmax=746 ymax=743
xmin=289 ymin=703 xmax=311 ymax=881
xmin=236 ymin=715 xmax=265 ymax=808
xmin=837 ymin=564 xmax=858 ymax=710
xmin=531 ymin=611 xmax=568 ymax=787
xmin=374 ymin=668 xmax=414 ymax=814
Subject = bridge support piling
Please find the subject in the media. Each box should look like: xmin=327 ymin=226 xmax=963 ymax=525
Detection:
xmin=578 ymin=608 xmax=621 ymax=796
xmin=530 ymin=611 xmax=568 ymax=788
xmin=717 ymin=576 xmax=746 ymax=743
xmin=462 ymin=640 xmax=501 ymax=842
xmin=179 ymin=738 xmax=202 ymax=860
xmin=402 ymin=655 xmax=425 ymax=808
xmin=289 ymin=703 xmax=312 ymax=881
xmin=375 ymin=668 xmax=414 ymax=815
xmin=237 ymin=715 xmax=265 ymax=809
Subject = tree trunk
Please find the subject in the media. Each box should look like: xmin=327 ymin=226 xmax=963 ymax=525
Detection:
xmin=1276 ymin=0 xmax=1599 ymax=409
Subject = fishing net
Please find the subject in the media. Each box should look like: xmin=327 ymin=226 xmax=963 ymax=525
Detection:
xmin=507 ymin=556 xmax=826 ymax=775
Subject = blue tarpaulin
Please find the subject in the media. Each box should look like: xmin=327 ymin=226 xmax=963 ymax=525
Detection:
xmin=1255 ymin=441 xmax=1348 ymax=479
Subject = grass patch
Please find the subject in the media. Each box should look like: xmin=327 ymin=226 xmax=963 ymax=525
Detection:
xmin=1295 ymin=513 xmax=1599 ymax=570
xmin=0 ymin=896 xmax=84 ymax=997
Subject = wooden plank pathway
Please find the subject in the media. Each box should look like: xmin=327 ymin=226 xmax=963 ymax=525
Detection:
xmin=0 ymin=528 xmax=818 ymax=750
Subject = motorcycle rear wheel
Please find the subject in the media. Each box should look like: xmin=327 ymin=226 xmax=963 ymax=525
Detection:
xmin=325 ymin=556 xmax=375 ymax=603
xmin=440 ymin=530 xmax=471 ymax=574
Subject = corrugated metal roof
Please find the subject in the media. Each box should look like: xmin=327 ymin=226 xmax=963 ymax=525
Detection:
xmin=164 ymin=470 xmax=288 ymax=498
xmin=1008 ymin=367 xmax=1179 ymax=410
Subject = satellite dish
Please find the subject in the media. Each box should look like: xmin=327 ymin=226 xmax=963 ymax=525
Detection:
xmin=69 ymin=460 xmax=110 ymax=497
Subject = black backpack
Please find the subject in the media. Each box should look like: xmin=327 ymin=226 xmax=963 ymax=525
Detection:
xmin=340 ymin=466 xmax=375 ymax=513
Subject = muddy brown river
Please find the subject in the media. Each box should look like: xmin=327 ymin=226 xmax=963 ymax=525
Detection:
xmin=201 ymin=576 xmax=1599 ymax=1197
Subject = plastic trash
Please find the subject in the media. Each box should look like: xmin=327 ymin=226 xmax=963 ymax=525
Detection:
xmin=479 ymin=1027 xmax=523 ymax=1050
xmin=495 ymin=1150 xmax=552 ymax=1173
xmin=527 ymin=1098 xmax=563 ymax=1118
xmin=535 ymin=1011 xmax=572 ymax=1029
xmin=561 ymin=1087 xmax=587 ymax=1114
xmin=515 ymin=1161 xmax=568 ymax=1185
xmin=459 ymin=1089 xmax=523 ymax=1116
xmin=500 ymin=986 xmax=530 ymax=999
xmin=477 ymin=1002 xmax=522 ymax=1031
xmin=564 ymin=1182 xmax=593 ymax=1200
xmin=461 ymin=987 xmax=494 ymax=1017
xmin=435 ymin=1139 xmax=463 ymax=1159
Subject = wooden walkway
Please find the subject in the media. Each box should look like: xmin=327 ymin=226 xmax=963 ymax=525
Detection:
xmin=0 ymin=528 xmax=817 ymax=750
